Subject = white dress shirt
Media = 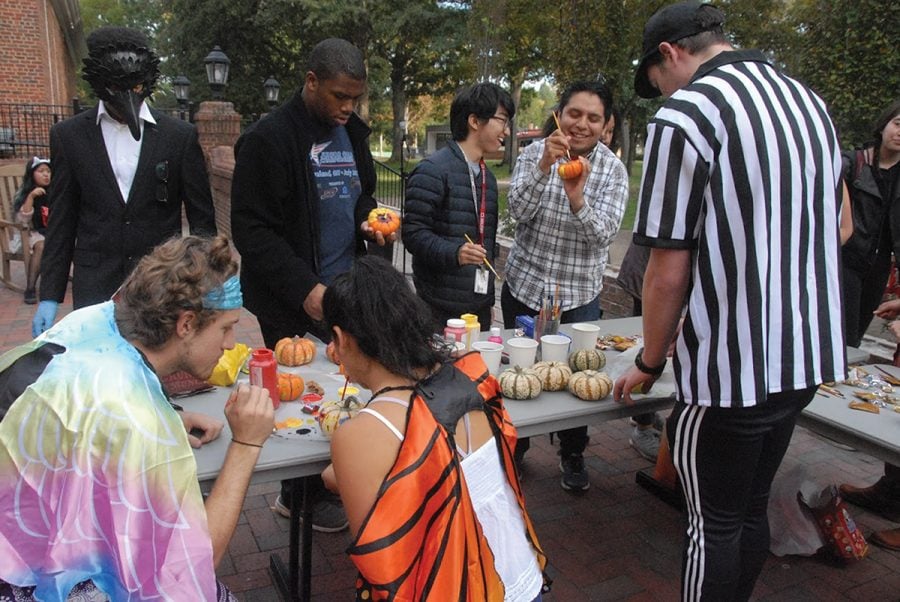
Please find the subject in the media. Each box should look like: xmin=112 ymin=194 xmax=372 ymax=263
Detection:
xmin=96 ymin=100 xmax=156 ymax=203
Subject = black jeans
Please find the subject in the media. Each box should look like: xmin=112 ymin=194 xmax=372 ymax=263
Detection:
xmin=501 ymin=282 xmax=600 ymax=459
xmin=842 ymin=255 xmax=891 ymax=348
xmin=667 ymin=386 xmax=816 ymax=601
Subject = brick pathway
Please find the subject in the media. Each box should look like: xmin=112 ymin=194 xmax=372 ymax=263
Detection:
xmin=1 ymin=262 xmax=897 ymax=601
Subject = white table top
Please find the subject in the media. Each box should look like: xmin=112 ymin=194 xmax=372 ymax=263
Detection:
xmin=797 ymin=364 xmax=900 ymax=466
xmin=189 ymin=316 xmax=675 ymax=485
xmin=190 ymin=316 xmax=891 ymax=485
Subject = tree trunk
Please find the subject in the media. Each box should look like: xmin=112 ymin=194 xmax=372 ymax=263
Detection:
xmin=504 ymin=69 xmax=526 ymax=168
xmin=389 ymin=69 xmax=408 ymax=163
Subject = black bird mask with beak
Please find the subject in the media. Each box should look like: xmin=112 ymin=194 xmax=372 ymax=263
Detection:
xmin=82 ymin=28 xmax=161 ymax=141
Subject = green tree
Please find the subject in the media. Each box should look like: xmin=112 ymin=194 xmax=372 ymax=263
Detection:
xmin=470 ymin=0 xmax=554 ymax=166
xmin=782 ymin=0 xmax=900 ymax=148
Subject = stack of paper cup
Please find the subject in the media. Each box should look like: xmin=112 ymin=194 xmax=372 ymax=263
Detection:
xmin=506 ymin=337 xmax=538 ymax=369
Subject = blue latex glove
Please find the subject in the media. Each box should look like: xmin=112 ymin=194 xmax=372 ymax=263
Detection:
xmin=32 ymin=300 xmax=58 ymax=337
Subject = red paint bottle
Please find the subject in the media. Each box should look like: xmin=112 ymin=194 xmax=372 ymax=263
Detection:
xmin=249 ymin=348 xmax=279 ymax=409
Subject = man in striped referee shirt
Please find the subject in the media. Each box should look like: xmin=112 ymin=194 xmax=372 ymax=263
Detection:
xmin=613 ymin=2 xmax=846 ymax=599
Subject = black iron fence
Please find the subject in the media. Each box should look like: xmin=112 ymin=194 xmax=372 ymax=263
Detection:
xmin=372 ymin=159 xmax=409 ymax=274
xmin=0 ymin=102 xmax=76 ymax=158
xmin=0 ymin=101 xmax=192 ymax=160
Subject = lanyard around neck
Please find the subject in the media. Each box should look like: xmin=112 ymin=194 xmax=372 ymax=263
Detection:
xmin=460 ymin=145 xmax=488 ymax=247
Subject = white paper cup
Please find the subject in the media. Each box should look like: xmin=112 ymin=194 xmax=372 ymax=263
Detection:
xmin=540 ymin=334 xmax=570 ymax=363
xmin=571 ymin=322 xmax=601 ymax=351
xmin=472 ymin=341 xmax=504 ymax=375
xmin=506 ymin=337 xmax=538 ymax=369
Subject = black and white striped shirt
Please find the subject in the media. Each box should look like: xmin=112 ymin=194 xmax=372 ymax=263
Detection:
xmin=634 ymin=50 xmax=846 ymax=407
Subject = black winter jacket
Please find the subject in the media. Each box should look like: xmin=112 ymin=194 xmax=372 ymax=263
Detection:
xmin=231 ymin=91 xmax=377 ymax=336
xmin=841 ymin=148 xmax=900 ymax=273
xmin=402 ymin=142 xmax=498 ymax=315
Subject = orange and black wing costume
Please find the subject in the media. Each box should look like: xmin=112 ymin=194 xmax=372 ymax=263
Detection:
xmin=349 ymin=352 xmax=547 ymax=601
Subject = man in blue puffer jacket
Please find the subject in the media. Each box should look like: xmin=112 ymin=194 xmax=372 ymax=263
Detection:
xmin=403 ymin=83 xmax=515 ymax=330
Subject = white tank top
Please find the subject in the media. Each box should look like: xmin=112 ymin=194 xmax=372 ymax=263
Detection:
xmin=359 ymin=398 xmax=542 ymax=601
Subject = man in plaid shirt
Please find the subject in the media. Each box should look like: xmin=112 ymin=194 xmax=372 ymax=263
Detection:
xmin=502 ymin=80 xmax=628 ymax=491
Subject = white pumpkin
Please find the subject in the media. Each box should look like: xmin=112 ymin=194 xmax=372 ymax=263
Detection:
xmin=498 ymin=366 xmax=542 ymax=400
xmin=568 ymin=348 xmax=606 ymax=372
xmin=567 ymin=370 xmax=613 ymax=401
xmin=531 ymin=361 xmax=573 ymax=392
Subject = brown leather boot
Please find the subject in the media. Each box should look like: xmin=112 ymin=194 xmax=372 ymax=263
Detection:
xmin=870 ymin=526 xmax=900 ymax=551
xmin=839 ymin=477 xmax=900 ymax=522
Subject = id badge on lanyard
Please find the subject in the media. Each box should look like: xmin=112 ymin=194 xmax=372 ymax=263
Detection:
xmin=468 ymin=160 xmax=489 ymax=294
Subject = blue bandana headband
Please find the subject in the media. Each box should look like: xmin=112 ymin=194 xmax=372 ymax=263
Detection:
xmin=202 ymin=275 xmax=243 ymax=310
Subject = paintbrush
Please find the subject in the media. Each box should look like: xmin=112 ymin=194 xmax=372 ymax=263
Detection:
xmin=464 ymin=233 xmax=502 ymax=281
xmin=552 ymin=111 xmax=571 ymax=160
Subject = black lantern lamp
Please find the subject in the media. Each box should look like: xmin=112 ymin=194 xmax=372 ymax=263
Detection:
xmin=204 ymin=46 xmax=230 ymax=99
xmin=173 ymin=75 xmax=191 ymax=108
xmin=263 ymin=75 xmax=280 ymax=107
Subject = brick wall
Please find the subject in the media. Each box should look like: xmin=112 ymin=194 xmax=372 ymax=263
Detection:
xmin=193 ymin=101 xmax=241 ymax=168
xmin=0 ymin=0 xmax=77 ymax=105
xmin=207 ymin=145 xmax=234 ymax=238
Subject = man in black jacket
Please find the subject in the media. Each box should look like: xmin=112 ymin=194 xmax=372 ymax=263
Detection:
xmin=32 ymin=27 xmax=216 ymax=336
xmin=231 ymin=38 xmax=392 ymax=532
xmin=402 ymin=83 xmax=514 ymax=329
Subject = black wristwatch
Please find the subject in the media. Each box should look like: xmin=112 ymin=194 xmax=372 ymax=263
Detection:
xmin=635 ymin=348 xmax=666 ymax=376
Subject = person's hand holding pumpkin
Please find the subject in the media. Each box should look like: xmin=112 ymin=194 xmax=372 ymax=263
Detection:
xmin=561 ymin=156 xmax=590 ymax=213
xmin=457 ymin=242 xmax=487 ymax=267
xmin=361 ymin=207 xmax=401 ymax=246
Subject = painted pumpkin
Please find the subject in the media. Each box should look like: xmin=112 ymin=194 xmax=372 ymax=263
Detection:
xmin=277 ymin=372 xmax=304 ymax=401
xmin=367 ymin=207 xmax=401 ymax=236
xmin=274 ymin=336 xmax=317 ymax=366
xmin=531 ymin=361 xmax=572 ymax=392
xmin=557 ymin=158 xmax=584 ymax=180
xmin=568 ymin=348 xmax=606 ymax=372
xmin=498 ymin=366 xmax=542 ymax=400
xmin=317 ymin=395 xmax=364 ymax=437
xmin=568 ymin=370 xmax=614 ymax=401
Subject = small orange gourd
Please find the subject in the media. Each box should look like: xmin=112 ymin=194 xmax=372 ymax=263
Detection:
xmin=274 ymin=336 xmax=317 ymax=366
xmin=277 ymin=372 xmax=304 ymax=401
xmin=557 ymin=159 xmax=584 ymax=180
xmin=367 ymin=207 xmax=401 ymax=236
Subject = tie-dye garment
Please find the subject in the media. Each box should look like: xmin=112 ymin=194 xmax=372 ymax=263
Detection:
xmin=0 ymin=302 xmax=216 ymax=601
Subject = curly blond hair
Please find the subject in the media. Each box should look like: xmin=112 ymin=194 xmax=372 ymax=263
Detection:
xmin=114 ymin=235 xmax=238 ymax=348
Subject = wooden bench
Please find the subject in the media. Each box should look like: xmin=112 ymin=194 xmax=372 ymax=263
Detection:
xmin=0 ymin=162 xmax=32 ymax=292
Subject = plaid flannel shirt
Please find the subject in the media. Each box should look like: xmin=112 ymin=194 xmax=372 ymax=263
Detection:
xmin=505 ymin=139 xmax=628 ymax=311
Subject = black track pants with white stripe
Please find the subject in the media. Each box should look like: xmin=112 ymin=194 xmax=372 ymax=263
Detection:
xmin=667 ymin=387 xmax=816 ymax=601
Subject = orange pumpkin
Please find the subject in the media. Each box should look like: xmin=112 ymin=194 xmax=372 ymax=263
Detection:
xmin=367 ymin=207 xmax=401 ymax=236
xmin=274 ymin=336 xmax=317 ymax=366
xmin=277 ymin=372 xmax=304 ymax=401
xmin=557 ymin=158 xmax=584 ymax=180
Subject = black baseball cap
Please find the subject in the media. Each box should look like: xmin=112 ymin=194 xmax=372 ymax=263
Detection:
xmin=634 ymin=1 xmax=725 ymax=99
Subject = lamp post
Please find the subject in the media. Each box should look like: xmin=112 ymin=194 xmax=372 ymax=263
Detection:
xmin=398 ymin=120 xmax=408 ymax=274
xmin=173 ymin=75 xmax=191 ymax=121
xmin=263 ymin=75 xmax=280 ymax=108
xmin=204 ymin=46 xmax=230 ymax=100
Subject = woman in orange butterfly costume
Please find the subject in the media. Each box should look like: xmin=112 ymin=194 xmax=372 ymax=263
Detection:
xmin=321 ymin=256 xmax=548 ymax=601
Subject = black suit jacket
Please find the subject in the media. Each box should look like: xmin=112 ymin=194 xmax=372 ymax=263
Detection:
xmin=231 ymin=91 xmax=377 ymax=337
xmin=40 ymin=107 xmax=216 ymax=308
